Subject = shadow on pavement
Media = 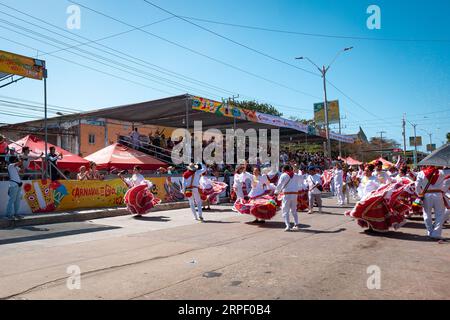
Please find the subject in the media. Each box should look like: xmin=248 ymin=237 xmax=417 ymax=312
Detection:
xmin=203 ymin=220 xmax=239 ymax=224
xmin=362 ymin=230 xmax=445 ymax=242
xmin=252 ymin=221 xmax=311 ymax=229
xmin=133 ymin=216 xmax=171 ymax=222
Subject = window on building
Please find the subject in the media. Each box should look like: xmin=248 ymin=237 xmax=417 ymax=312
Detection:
xmin=88 ymin=134 xmax=95 ymax=145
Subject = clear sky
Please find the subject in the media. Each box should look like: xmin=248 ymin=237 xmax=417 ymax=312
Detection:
xmin=0 ymin=0 xmax=449 ymax=152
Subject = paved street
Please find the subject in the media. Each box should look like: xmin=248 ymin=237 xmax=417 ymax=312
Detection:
xmin=0 ymin=198 xmax=449 ymax=300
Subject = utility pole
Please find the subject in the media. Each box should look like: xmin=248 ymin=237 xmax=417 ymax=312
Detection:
xmin=402 ymin=114 xmax=407 ymax=156
xmin=227 ymin=95 xmax=239 ymax=131
xmin=296 ymin=47 xmax=353 ymax=162
xmin=412 ymin=124 xmax=418 ymax=167
xmin=377 ymin=131 xmax=386 ymax=158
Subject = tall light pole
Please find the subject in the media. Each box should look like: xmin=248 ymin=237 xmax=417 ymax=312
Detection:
xmin=296 ymin=47 xmax=353 ymax=160
xmin=405 ymin=117 xmax=418 ymax=167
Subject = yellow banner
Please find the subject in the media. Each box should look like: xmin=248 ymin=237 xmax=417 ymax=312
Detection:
xmin=16 ymin=177 xmax=186 ymax=214
xmin=314 ymin=100 xmax=340 ymax=125
xmin=0 ymin=50 xmax=45 ymax=80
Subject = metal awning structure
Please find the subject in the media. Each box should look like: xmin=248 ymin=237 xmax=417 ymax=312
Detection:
xmin=82 ymin=94 xmax=351 ymax=144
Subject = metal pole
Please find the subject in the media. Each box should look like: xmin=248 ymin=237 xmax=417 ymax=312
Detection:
xmin=44 ymin=76 xmax=48 ymax=179
xmin=338 ymin=116 xmax=342 ymax=158
xmin=413 ymin=124 xmax=418 ymax=168
xmin=322 ymin=66 xmax=331 ymax=159
xmin=402 ymin=114 xmax=407 ymax=156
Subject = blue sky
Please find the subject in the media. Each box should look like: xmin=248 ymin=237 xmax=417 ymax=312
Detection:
xmin=0 ymin=0 xmax=449 ymax=152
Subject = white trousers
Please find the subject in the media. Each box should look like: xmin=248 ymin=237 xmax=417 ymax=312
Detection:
xmin=282 ymin=195 xmax=298 ymax=228
xmin=335 ymin=185 xmax=344 ymax=205
xmin=423 ymin=193 xmax=446 ymax=238
xmin=188 ymin=188 xmax=203 ymax=219
xmin=308 ymin=193 xmax=322 ymax=211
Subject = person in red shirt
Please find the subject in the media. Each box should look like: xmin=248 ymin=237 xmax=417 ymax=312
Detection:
xmin=0 ymin=135 xmax=9 ymax=171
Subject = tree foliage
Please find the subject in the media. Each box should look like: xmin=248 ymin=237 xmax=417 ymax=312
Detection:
xmin=234 ymin=100 xmax=283 ymax=117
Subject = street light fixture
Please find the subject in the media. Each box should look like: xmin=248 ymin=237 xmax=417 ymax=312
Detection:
xmin=295 ymin=47 xmax=353 ymax=160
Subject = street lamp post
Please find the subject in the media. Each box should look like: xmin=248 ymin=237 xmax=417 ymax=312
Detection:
xmin=296 ymin=47 xmax=353 ymax=160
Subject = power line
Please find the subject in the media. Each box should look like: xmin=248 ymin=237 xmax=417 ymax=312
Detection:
xmin=178 ymin=15 xmax=450 ymax=43
xmin=67 ymin=0 xmax=320 ymax=99
xmin=0 ymin=2 xmax=319 ymax=113
xmin=142 ymin=0 xmax=320 ymax=78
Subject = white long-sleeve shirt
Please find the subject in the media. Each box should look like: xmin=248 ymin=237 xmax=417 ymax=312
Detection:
xmin=306 ymin=174 xmax=322 ymax=195
xmin=182 ymin=164 xmax=207 ymax=191
xmin=124 ymin=173 xmax=153 ymax=189
xmin=275 ymin=172 xmax=302 ymax=195
xmin=200 ymin=175 xmax=213 ymax=190
xmin=248 ymin=175 xmax=270 ymax=198
xmin=415 ymin=169 xmax=446 ymax=196
xmin=333 ymin=169 xmax=344 ymax=188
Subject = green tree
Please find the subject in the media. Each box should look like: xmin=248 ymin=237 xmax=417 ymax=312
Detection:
xmin=447 ymin=132 xmax=450 ymax=143
xmin=234 ymin=100 xmax=282 ymax=117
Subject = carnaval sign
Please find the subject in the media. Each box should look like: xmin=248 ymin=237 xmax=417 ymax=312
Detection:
xmin=0 ymin=177 xmax=226 ymax=216
xmin=0 ymin=50 xmax=46 ymax=80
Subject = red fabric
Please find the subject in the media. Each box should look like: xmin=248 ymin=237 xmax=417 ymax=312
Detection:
xmin=124 ymin=184 xmax=161 ymax=215
xmin=345 ymin=157 xmax=362 ymax=166
xmin=286 ymin=170 xmax=295 ymax=178
xmin=233 ymin=194 xmax=280 ymax=220
xmin=423 ymin=166 xmax=439 ymax=185
xmin=297 ymin=190 xmax=309 ymax=211
xmin=10 ymin=135 xmax=89 ymax=172
xmin=183 ymin=170 xmax=195 ymax=179
xmin=322 ymin=170 xmax=333 ymax=191
xmin=0 ymin=141 xmax=8 ymax=154
xmin=267 ymin=173 xmax=279 ymax=184
xmin=345 ymin=180 xmax=415 ymax=232
xmin=200 ymin=181 xmax=227 ymax=204
xmin=85 ymin=143 xmax=168 ymax=170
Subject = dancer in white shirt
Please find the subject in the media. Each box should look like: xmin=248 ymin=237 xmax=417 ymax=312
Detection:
xmin=275 ymin=165 xmax=303 ymax=231
xmin=333 ymin=163 xmax=345 ymax=207
xmin=182 ymin=162 xmax=207 ymax=222
xmin=306 ymin=167 xmax=323 ymax=214
xmin=415 ymin=166 xmax=447 ymax=240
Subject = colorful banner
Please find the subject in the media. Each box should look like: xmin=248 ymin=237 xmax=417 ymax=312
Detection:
xmin=192 ymin=96 xmax=353 ymax=143
xmin=0 ymin=176 xmax=227 ymax=216
xmin=0 ymin=50 xmax=45 ymax=80
xmin=192 ymin=96 xmax=258 ymax=122
xmin=314 ymin=100 xmax=340 ymax=125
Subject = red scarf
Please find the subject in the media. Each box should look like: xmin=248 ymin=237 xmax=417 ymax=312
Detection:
xmin=183 ymin=170 xmax=195 ymax=180
xmin=285 ymin=170 xmax=295 ymax=178
xmin=423 ymin=166 xmax=439 ymax=184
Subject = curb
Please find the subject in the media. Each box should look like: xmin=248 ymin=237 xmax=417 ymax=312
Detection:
xmin=0 ymin=201 xmax=190 ymax=229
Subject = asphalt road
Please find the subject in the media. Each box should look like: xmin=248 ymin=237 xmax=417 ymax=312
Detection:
xmin=0 ymin=198 xmax=449 ymax=300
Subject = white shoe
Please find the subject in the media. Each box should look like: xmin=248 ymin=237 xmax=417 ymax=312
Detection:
xmin=284 ymin=226 xmax=291 ymax=232
xmin=292 ymin=225 xmax=299 ymax=231
xmin=307 ymin=210 xmax=313 ymax=214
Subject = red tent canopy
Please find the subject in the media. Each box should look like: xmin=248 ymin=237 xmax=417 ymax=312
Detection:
xmin=10 ymin=135 xmax=89 ymax=171
xmin=370 ymin=157 xmax=394 ymax=168
xmin=344 ymin=157 xmax=363 ymax=166
xmin=85 ymin=143 xmax=168 ymax=170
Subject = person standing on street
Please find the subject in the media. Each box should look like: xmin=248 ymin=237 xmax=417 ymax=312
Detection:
xmin=182 ymin=162 xmax=206 ymax=222
xmin=275 ymin=164 xmax=302 ymax=232
xmin=415 ymin=166 xmax=447 ymax=241
xmin=6 ymin=156 xmax=24 ymax=220
xmin=307 ymin=167 xmax=323 ymax=214
xmin=333 ymin=163 xmax=345 ymax=207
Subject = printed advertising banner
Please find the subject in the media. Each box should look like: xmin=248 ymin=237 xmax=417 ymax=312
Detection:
xmin=0 ymin=176 xmax=226 ymax=216
xmin=314 ymin=100 xmax=340 ymax=125
xmin=0 ymin=50 xmax=45 ymax=80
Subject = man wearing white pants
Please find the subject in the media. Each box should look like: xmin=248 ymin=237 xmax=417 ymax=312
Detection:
xmin=182 ymin=163 xmax=206 ymax=222
xmin=415 ymin=166 xmax=447 ymax=240
xmin=275 ymin=165 xmax=302 ymax=232
xmin=333 ymin=163 xmax=344 ymax=207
